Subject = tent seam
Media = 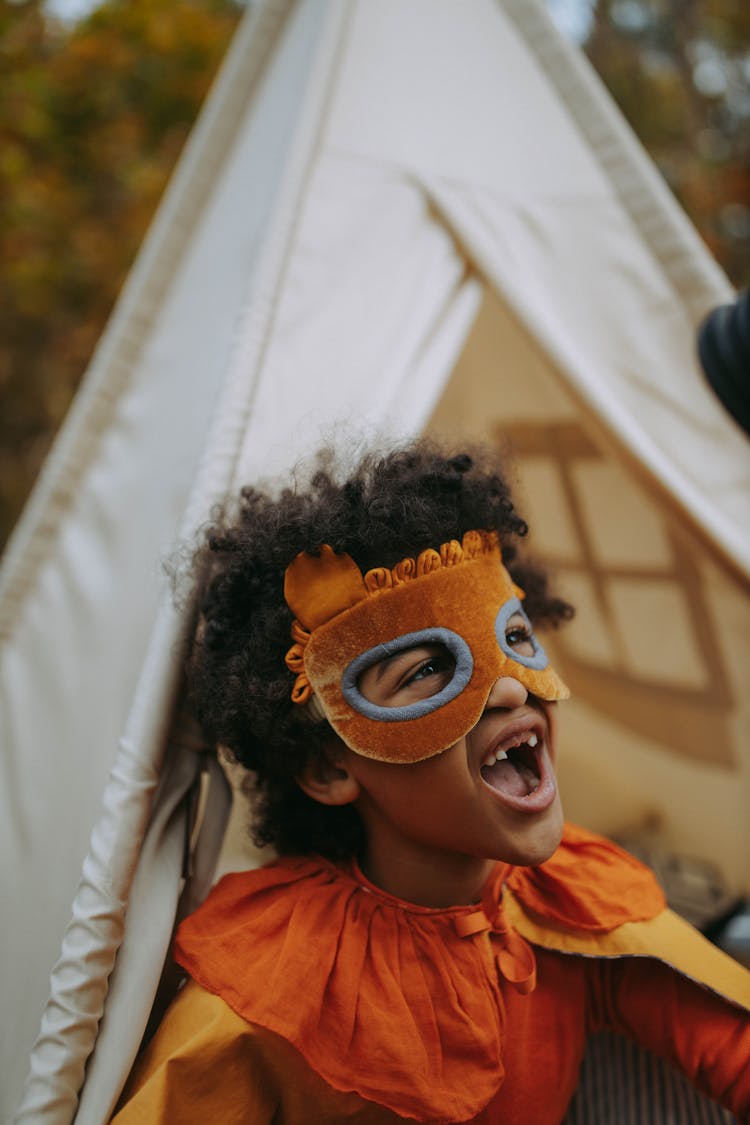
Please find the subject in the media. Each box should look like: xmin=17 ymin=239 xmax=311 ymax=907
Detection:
xmin=496 ymin=0 xmax=733 ymax=318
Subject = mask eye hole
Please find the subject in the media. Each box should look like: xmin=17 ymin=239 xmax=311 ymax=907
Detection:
xmin=504 ymin=613 xmax=536 ymax=658
xmin=358 ymin=643 xmax=456 ymax=708
xmin=341 ymin=628 xmax=473 ymax=723
xmin=494 ymin=597 xmax=548 ymax=671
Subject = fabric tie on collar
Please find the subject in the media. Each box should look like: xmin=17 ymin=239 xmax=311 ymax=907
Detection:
xmin=284 ymin=529 xmax=569 ymax=763
xmin=454 ymin=905 xmax=537 ymax=995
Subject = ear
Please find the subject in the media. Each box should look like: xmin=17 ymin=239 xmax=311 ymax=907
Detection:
xmin=296 ymin=741 xmax=361 ymax=807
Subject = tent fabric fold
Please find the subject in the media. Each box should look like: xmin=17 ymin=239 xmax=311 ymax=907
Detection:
xmin=72 ymin=750 xmax=232 ymax=1125
xmin=421 ymin=178 xmax=750 ymax=579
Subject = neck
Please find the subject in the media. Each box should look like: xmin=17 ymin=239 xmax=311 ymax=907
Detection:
xmin=359 ymin=841 xmax=497 ymax=908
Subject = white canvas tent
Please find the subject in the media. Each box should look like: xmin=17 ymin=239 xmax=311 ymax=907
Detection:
xmin=2 ymin=0 xmax=748 ymax=1120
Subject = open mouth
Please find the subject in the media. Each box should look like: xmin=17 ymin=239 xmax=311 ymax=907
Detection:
xmin=479 ymin=725 xmax=556 ymax=811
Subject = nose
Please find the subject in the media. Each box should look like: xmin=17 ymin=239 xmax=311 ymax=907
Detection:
xmin=484 ymin=675 xmax=528 ymax=711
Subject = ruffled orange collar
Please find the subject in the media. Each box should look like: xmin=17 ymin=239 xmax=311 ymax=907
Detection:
xmin=174 ymin=824 xmax=664 ymax=1123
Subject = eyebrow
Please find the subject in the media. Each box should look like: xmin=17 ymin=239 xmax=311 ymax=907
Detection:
xmin=367 ymin=639 xmax=443 ymax=684
xmin=367 ymin=651 xmax=403 ymax=684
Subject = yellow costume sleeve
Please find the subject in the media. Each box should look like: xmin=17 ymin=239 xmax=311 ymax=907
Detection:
xmin=111 ymin=979 xmax=407 ymax=1124
xmin=111 ymin=981 xmax=279 ymax=1124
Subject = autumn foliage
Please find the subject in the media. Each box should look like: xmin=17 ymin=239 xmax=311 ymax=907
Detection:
xmin=586 ymin=0 xmax=750 ymax=285
xmin=0 ymin=0 xmax=241 ymax=546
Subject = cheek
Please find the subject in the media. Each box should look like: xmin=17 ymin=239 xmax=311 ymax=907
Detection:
xmin=342 ymin=750 xmax=410 ymax=806
xmin=345 ymin=744 xmax=468 ymax=813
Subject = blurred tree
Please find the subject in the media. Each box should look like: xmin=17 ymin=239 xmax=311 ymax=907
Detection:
xmin=0 ymin=0 xmax=241 ymax=548
xmin=586 ymin=0 xmax=750 ymax=285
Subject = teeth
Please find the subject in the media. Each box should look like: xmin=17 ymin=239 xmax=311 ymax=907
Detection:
xmin=482 ymin=748 xmax=509 ymax=768
xmin=482 ymin=739 xmax=537 ymax=769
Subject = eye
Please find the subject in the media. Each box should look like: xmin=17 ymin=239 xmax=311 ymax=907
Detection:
xmin=358 ymin=643 xmax=456 ymax=708
xmin=404 ymin=651 xmax=455 ymax=687
xmin=505 ymin=613 xmax=536 ymax=658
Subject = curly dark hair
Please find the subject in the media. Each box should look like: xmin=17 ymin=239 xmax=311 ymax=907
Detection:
xmin=186 ymin=439 xmax=573 ymax=861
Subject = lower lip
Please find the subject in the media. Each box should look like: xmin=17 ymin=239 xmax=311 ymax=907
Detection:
xmin=480 ymin=746 xmax=558 ymax=814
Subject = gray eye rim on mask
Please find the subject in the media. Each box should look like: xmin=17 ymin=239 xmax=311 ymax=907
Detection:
xmin=495 ymin=597 xmax=549 ymax=670
xmin=340 ymin=627 xmax=474 ymax=723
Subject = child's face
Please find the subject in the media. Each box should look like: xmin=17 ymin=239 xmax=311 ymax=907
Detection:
xmin=334 ymin=632 xmax=564 ymax=879
xmin=286 ymin=537 xmax=569 ymax=765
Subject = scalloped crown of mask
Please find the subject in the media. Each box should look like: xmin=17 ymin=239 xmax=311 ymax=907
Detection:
xmin=284 ymin=530 xmax=569 ymax=763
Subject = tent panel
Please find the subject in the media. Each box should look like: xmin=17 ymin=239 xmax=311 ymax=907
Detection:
xmin=326 ymin=0 xmax=612 ymax=197
xmin=233 ymin=155 xmax=478 ymax=484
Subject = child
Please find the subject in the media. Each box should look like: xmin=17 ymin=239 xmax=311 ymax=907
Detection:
xmin=113 ymin=441 xmax=750 ymax=1123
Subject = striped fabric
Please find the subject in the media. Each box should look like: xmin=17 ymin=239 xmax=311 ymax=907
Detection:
xmin=564 ymin=1032 xmax=737 ymax=1124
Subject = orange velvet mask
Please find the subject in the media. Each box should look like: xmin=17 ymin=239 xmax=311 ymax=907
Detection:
xmin=284 ymin=530 xmax=569 ymax=763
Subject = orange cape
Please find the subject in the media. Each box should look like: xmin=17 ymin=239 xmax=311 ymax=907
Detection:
xmin=173 ymin=824 xmax=749 ymax=1123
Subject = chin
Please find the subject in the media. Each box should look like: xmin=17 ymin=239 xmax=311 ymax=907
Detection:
xmin=521 ymin=840 xmax=562 ymax=867
xmin=502 ymin=803 xmax=564 ymax=867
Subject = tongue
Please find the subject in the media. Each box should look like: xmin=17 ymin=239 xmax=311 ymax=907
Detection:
xmin=481 ymin=759 xmax=531 ymax=798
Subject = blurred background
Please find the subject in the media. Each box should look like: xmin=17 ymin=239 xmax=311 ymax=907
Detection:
xmin=0 ymin=0 xmax=748 ymax=552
